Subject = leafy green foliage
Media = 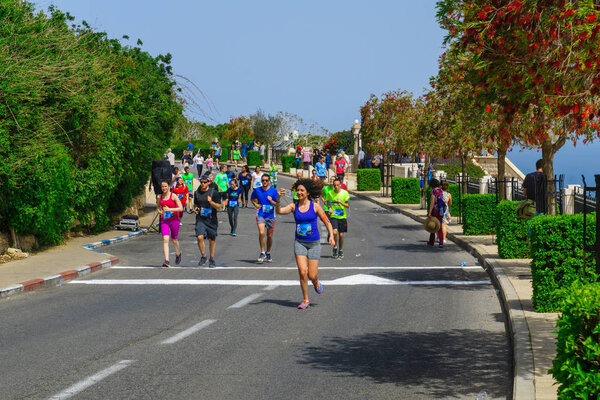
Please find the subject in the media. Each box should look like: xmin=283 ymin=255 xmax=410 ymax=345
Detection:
xmin=391 ymin=178 xmax=420 ymax=204
xmin=433 ymin=162 xmax=485 ymax=179
xmin=357 ymin=169 xmax=381 ymax=191
xmin=529 ymin=213 xmax=597 ymax=312
xmin=462 ymin=194 xmax=496 ymax=235
xmin=495 ymin=201 xmax=530 ymax=259
xmin=323 ymin=131 xmax=354 ymax=155
xmin=551 ymin=281 xmax=600 ymax=399
xmin=247 ymin=151 xmax=261 ymax=167
xmin=281 ymin=155 xmax=296 ymax=172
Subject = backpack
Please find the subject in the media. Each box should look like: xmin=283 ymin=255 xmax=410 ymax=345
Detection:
xmin=434 ymin=190 xmax=447 ymax=216
xmin=517 ymin=199 xmax=536 ymax=219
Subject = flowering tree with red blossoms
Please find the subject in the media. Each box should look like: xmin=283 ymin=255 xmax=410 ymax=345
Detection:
xmin=437 ymin=0 xmax=600 ymax=213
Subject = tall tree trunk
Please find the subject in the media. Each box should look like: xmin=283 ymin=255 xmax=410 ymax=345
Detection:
xmin=461 ymin=152 xmax=468 ymax=194
xmin=541 ymin=135 xmax=566 ymax=215
xmin=497 ymin=147 xmax=507 ymax=201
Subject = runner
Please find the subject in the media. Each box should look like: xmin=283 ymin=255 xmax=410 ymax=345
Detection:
xmin=232 ymin=146 xmax=241 ymax=169
xmin=251 ymin=165 xmax=263 ymax=192
xmin=193 ymin=151 xmax=204 ymax=177
xmin=259 ymin=142 xmax=266 ymax=167
xmin=171 ymin=166 xmax=181 ymax=185
xmin=214 ymin=165 xmax=230 ymax=212
xmin=181 ymin=166 xmax=195 ymax=213
xmin=214 ymin=144 xmax=222 ymax=169
xmin=269 ymin=160 xmax=278 ymax=188
xmin=172 ymin=176 xmax=188 ymax=225
xmin=193 ymin=175 xmax=222 ymax=268
xmin=334 ymin=153 xmax=347 ymax=183
xmin=250 ymin=173 xmax=278 ymax=263
xmin=291 ymin=171 xmax=303 ymax=204
xmin=315 ymin=156 xmax=328 ymax=183
xmin=226 ymin=178 xmax=242 ymax=236
xmin=238 ymin=165 xmax=252 ymax=208
xmin=157 ymin=180 xmax=184 ymax=267
xmin=325 ymin=178 xmax=350 ymax=259
xmin=276 ymin=179 xmax=334 ymax=309
xmin=226 ymin=165 xmax=236 ymax=183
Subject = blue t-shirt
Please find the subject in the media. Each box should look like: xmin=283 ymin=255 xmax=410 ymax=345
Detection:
xmin=241 ymin=144 xmax=248 ymax=156
xmin=251 ymin=186 xmax=278 ymax=219
xmin=226 ymin=171 xmax=236 ymax=182
xmin=187 ymin=142 xmax=193 ymax=152
xmin=227 ymin=187 xmax=242 ymax=207
xmin=315 ymin=162 xmax=327 ymax=177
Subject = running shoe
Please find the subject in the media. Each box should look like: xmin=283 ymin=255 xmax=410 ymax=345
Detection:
xmin=198 ymin=255 xmax=207 ymax=266
xmin=208 ymin=259 xmax=216 ymax=268
xmin=231 ymin=231 xmax=236 ymax=236
xmin=332 ymin=247 xmax=338 ymax=258
xmin=175 ymin=252 xmax=182 ymax=265
xmin=265 ymin=252 xmax=272 ymax=263
xmin=439 ymin=244 xmax=444 ymax=248
xmin=297 ymin=300 xmax=310 ymax=310
xmin=162 ymin=260 xmax=170 ymax=268
xmin=314 ymin=281 xmax=323 ymax=294
xmin=257 ymin=252 xmax=266 ymax=263
xmin=180 ymin=222 xmax=183 ymax=226
xmin=338 ymin=250 xmax=344 ymax=259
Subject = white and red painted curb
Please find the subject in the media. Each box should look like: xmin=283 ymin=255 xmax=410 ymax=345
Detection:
xmin=0 ymin=257 xmax=119 ymax=299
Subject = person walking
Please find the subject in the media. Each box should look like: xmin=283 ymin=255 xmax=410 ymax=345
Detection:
xmin=427 ymin=179 xmax=445 ymax=248
xmin=181 ymin=166 xmax=195 ymax=213
xmin=260 ymin=142 xmax=266 ymax=167
xmin=214 ymin=144 xmax=222 ymax=169
xmin=226 ymin=179 xmax=242 ymax=236
xmin=157 ymin=180 xmax=184 ymax=267
xmin=193 ymin=151 xmax=204 ymax=177
xmin=334 ymin=153 xmax=347 ymax=183
xmin=325 ymin=151 xmax=331 ymax=171
xmin=238 ymin=165 xmax=252 ymax=208
xmin=358 ymin=147 xmax=365 ymax=169
xmin=440 ymin=179 xmax=452 ymax=244
xmin=315 ymin=156 xmax=328 ymax=183
xmin=295 ymin=147 xmax=302 ymax=170
xmin=276 ymin=179 xmax=334 ymax=309
xmin=325 ymin=178 xmax=349 ymax=258
xmin=232 ymin=146 xmax=241 ymax=169
xmin=172 ymin=176 xmax=188 ymax=225
xmin=522 ymin=159 xmax=546 ymax=215
xmin=214 ymin=165 xmax=229 ymax=212
xmin=193 ymin=175 xmax=222 ymax=267
xmin=241 ymin=141 xmax=248 ymax=162
xmin=251 ymin=165 xmax=263 ymax=192
xmin=302 ymin=146 xmax=311 ymax=174
xmin=251 ymin=174 xmax=278 ymax=263
xmin=205 ymin=154 xmax=214 ymax=172
xmin=269 ymin=160 xmax=278 ymax=188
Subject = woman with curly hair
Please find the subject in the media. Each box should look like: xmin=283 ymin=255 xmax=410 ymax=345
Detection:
xmin=276 ymin=179 xmax=334 ymax=309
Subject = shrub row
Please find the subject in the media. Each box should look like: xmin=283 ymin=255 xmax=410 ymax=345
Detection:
xmin=357 ymin=169 xmax=381 ymax=191
xmin=281 ymin=155 xmax=296 ymax=172
xmin=247 ymin=150 xmax=261 ymax=167
xmin=529 ymin=213 xmax=597 ymax=312
xmin=462 ymin=194 xmax=496 ymax=235
xmin=495 ymin=201 xmax=530 ymax=259
xmin=391 ymin=178 xmax=420 ymax=204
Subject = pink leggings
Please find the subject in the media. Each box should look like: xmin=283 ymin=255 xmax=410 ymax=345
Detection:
xmin=160 ymin=217 xmax=180 ymax=239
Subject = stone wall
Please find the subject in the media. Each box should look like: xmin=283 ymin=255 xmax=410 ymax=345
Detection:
xmin=473 ymin=155 xmax=525 ymax=180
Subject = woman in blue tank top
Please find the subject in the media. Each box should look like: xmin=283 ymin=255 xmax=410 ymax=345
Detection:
xmin=276 ymin=179 xmax=334 ymax=309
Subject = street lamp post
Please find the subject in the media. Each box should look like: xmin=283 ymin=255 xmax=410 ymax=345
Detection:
xmin=351 ymin=120 xmax=361 ymax=172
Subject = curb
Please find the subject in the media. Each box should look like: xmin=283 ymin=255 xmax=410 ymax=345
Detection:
xmin=350 ymin=190 xmax=535 ymax=400
xmin=83 ymin=226 xmax=156 ymax=250
xmin=0 ymin=257 xmax=119 ymax=300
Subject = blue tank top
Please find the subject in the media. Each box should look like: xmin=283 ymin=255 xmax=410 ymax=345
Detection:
xmin=294 ymin=201 xmax=320 ymax=242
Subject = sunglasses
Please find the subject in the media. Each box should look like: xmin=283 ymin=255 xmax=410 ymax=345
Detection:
xmin=261 ymin=179 xmax=269 ymax=182
xmin=200 ymin=180 xmax=209 ymax=184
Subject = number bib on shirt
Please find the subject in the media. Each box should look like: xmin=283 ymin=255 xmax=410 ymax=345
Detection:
xmin=242 ymin=179 xmax=249 ymax=186
xmin=262 ymin=204 xmax=273 ymax=214
xmin=177 ymin=194 xmax=185 ymax=200
xmin=163 ymin=211 xmax=174 ymax=219
xmin=296 ymin=223 xmax=312 ymax=237
xmin=200 ymin=208 xmax=212 ymax=217
xmin=229 ymin=200 xmax=238 ymax=208
xmin=333 ymin=208 xmax=344 ymax=216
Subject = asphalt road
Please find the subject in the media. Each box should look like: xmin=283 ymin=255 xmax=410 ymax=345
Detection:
xmin=0 ymin=175 xmax=511 ymax=399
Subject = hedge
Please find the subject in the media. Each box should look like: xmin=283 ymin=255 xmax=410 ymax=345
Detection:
xmin=462 ymin=194 xmax=497 ymax=235
xmin=281 ymin=155 xmax=296 ymax=172
xmin=391 ymin=177 xmax=420 ymax=204
xmin=495 ymin=201 xmax=530 ymax=259
xmin=426 ymin=184 xmax=462 ymax=218
xmin=529 ymin=213 xmax=597 ymax=312
xmin=247 ymin=150 xmax=261 ymax=167
xmin=551 ymin=282 xmax=600 ymax=398
xmin=357 ymin=169 xmax=381 ymax=191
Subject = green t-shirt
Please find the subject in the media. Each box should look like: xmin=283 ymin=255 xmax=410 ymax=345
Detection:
xmin=232 ymin=149 xmax=241 ymax=160
xmin=214 ymin=173 xmax=228 ymax=192
xmin=322 ymin=185 xmax=333 ymax=212
xmin=326 ymin=189 xmax=349 ymax=219
xmin=181 ymin=173 xmax=194 ymax=192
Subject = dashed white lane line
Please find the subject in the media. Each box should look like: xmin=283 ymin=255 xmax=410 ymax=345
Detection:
xmin=161 ymin=319 xmax=217 ymax=345
xmin=227 ymin=293 xmax=264 ymax=309
xmin=111 ymin=265 xmax=483 ymax=271
xmin=47 ymin=360 xmax=135 ymax=400
xmin=263 ymin=285 xmax=279 ymax=291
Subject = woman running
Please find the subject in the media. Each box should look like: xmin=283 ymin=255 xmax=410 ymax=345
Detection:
xmin=226 ymin=178 xmax=243 ymax=236
xmin=172 ymin=176 xmax=188 ymax=225
xmin=276 ymin=179 xmax=334 ymax=309
xmin=238 ymin=165 xmax=252 ymax=208
xmin=251 ymin=165 xmax=263 ymax=192
xmin=157 ymin=180 xmax=184 ymax=267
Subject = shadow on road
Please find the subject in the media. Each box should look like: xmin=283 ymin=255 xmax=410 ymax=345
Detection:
xmin=297 ymin=329 xmax=511 ymax=399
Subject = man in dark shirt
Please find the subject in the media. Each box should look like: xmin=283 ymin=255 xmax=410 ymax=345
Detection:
xmin=194 ymin=175 xmax=222 ymax=267
xmin=522 ymin=159 xmax=546 ymax=214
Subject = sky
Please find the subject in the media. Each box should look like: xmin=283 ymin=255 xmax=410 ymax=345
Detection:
xmin=32 ymin=0 xmax=600 ymax=185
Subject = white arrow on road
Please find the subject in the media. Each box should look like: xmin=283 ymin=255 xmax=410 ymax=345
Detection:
xmin=70 ymin=273 xmax=490 ymax=286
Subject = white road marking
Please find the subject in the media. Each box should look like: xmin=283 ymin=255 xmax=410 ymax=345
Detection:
xmin=111 ymin=265 xmax=483 ymax=271
xmin=161 ymin=319 xmax=216 ymax=344
xmin=47 ymin=360 xmax=135 ymax=400
xmin=227 ymin=293 xmax=264 ymax=309
xmin=263 ymin=285 xmax=278 ymax=291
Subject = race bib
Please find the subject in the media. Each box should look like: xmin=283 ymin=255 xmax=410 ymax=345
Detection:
xmin=177 ymin=194 xmax=184 ymax=200
xmin=333 ymin=208 xmax=344 ymax=216
xmin=262 ymin=204 xmax=273 ymax=214
xmin=229 ymin=200 xmax=238 ymax=207
xmin=185 ymin=180 xmax=192 ymax=185
xmin=242 ymin=179 xmax=249 ymax=186
xmin=163 ymin=211 xmax=174 ymax=219
xmin=200 ymin=207 xmax=212 ymax=217
xmin=296 ymin=223 xmax=312 ymax=237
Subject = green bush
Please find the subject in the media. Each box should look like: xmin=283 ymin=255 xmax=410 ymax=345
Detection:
xmin=391 ymin=178 xmax=420 ymax=204
xmin=495 ymin=201 xmax=530 ymax=259
xmin=357 ymin=169 xmax=381 ymax=191
xmin=551 ymin=282 xmax=600 ymax=398
xmin=426 ymin=184 xmax=462 ymax=217
xmin=220 ymin=147 xmax=229 ymax=162
xmin=462 ymin=194 xmax=497 ymax=235
xmin=247 ymin=150 xmax=261 ymax=167
xmin=281 ymin=155 xmax=296 ymax=172
xmin=529 ymin=213 xmax=597 ymax=312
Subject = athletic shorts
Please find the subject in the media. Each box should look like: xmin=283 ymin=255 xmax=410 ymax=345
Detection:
xmin=260 ymin=155 xmax=264 ymax=160
xmin=219 ymin=191 xmax=228 ymax=199
xmin=336 ymin=173 xmax=345 ymax=181
xmin=330 ymin=218 xmax=347 ymax=233
xmin=294 ymin=240 xmax=321 ymax=260
xmin=303 ymin=162 xmax=310 ymax=170
xmin=160 ymin=217 xmax=180 ymax=239
xmin=256 ymin=216 xmax=275 ymax=231
xmin=215 ymin=155 xmax=221 ymax=160
xmin=195 ymin=221 xmax=217 ymax=240
xmin=188 ymin=191 xmax=193 ymax=197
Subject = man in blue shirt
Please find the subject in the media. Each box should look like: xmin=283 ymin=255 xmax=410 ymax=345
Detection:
xmin=250 ymin=174 xmax=279 ymax=263
xmin=315 ymin=156 xmax=328 ymax=183
xmin=187 ymin=139 xmax=193 ymax=154
xmin=241 ymin=141 xmax=248 ymax=162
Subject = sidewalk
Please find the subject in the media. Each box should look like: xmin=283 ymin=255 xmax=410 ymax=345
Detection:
xmin=350 ymin=190 xmax=558 ymax=400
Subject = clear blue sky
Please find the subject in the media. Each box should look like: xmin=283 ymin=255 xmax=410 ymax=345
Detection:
xmin=33 ymin=0 xmax=600 ymax=185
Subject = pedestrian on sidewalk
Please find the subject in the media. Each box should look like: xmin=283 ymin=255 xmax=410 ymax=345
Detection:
xmin=226 ymin=179 xmax=242 ymax=236
xmin=157 ymin=180 xmax=184 ymax=267
xmin=427 ymin=178 xmax=445 ymax=248
xmin=440 ymin=179 xmax=452 ymax=244
xmin=194 ymin=175 xmax=222 ymax=268
xmin=276 ymin=179 xmax=334 ymax=309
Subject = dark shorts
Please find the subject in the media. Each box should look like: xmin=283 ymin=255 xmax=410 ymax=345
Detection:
xmin=195 ymin=221 xmax=217 ymax=240
xmin=337 ymin=173 xmax=345 ymax=181
xmin=219 ymin=191 xmax=228 ymax=199
xmin=215 ymin=155 xmax=221 ymax=160
xmin=330 ymin=218 xmax=347 ymax=233
xmin=260 ymin=155 xmax=264 ymax=160
xmin=303 ymin=162 xmax=310 ymax=170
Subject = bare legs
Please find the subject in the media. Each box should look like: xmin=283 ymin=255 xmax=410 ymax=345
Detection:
xmin=196 ymin=235 xmax=216 ymax=259
xmin=296 ymin=256 xmax=320 ymax=302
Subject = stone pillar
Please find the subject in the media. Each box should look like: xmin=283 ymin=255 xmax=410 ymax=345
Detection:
xmin=563 ymin=184 xmax=580 ymax=214
xmin=480 ymin=175 xmax=492 ymax=194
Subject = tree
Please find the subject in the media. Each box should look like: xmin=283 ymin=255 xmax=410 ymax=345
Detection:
xmin=250 ymin=109 xmax=282 ymax=144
